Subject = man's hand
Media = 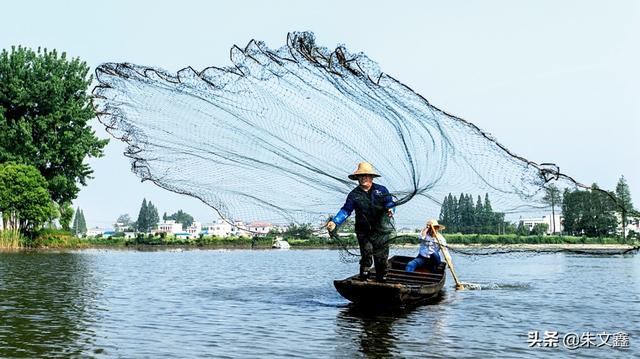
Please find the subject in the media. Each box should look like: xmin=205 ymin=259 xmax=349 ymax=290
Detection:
xmin=386 ymin=208 xmax=393 ymax=217
xmin=326 ymin=221 xmax=336 ymax=232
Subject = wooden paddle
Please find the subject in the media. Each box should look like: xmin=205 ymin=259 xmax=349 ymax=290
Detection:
xmin=430 ymin=224 xmax=465 ymax=290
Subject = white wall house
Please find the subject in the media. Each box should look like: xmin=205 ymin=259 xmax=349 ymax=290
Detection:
xmin=186 ymin=221 xmax=202 ymax=236
xmin=231 ymin=221 xmax=251 ymax=237
xmin=247 ymin=221 xmax=273 ymax=236
xmin=520 ymin=215 xmax=563 ymax=234
xmin=155 ymin=220 xmax=183 ymax=234
xmin=86 ymin=227 xmax=104 ymax=237
xmin=114 ymin=222 xmax=132 ymax=232
xmin=202 ymin=220 xmax=233 ymax=237
xmin=615 ymin=213 xmax=640 ymax=237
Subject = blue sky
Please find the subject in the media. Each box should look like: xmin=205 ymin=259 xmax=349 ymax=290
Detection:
xmin=1 ymin=0 xmax=638 ymax=227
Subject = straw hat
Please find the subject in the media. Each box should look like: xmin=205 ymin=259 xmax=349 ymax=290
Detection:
xmin=426 ymin=219 xmax=446 ymax=231
xmin=348 ymin=162 xmax=381 ymax=180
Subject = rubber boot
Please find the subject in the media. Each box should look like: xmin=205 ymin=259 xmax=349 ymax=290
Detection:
xmin=359 ymin=266 xmax=369 ymax=281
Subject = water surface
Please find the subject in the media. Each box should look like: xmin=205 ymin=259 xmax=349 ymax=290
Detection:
xmin=0 ymin=249 xmax=637 ymax=358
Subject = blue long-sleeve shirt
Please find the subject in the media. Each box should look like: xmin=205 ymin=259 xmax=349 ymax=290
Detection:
xmin=333 ymin=183 xmax=395 ymax=233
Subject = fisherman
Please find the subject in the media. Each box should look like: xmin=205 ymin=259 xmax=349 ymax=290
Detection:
xmin=406 ymin=219 xmax=446 ymax=273
xmin=326 ymin=162 xmax=395 ymax=281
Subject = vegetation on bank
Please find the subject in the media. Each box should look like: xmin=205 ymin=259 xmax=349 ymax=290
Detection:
xmin=1 ymin=229 xmax=637 ymax=250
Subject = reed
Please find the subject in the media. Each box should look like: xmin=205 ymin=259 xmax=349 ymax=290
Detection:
xmin=0 ymin=230 xmax=23 ymax=249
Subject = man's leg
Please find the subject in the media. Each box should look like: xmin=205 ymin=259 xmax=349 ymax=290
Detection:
xmin=372 ymin=233 xmax=390 ymax=281
xmin=357 ymin=233 xmax=373 ymax=280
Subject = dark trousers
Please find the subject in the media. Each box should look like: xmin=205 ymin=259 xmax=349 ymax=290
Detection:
xmin=357 ymin=231 xmax=390 ymax=278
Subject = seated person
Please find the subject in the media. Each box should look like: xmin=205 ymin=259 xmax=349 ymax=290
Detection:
xmin=406 ymin=219 xmax=447 ymax=273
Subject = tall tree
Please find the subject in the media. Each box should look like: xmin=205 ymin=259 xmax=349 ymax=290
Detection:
xmin=72 ymin=207 xmax=80 ymax=235
xmin=562 ymin=186 xmax=616 ymax=237
xmin=0 ymin=46 xmax=108 ymax=205
xmin=59 ymin=202 xmax=74 ymax=231
xmin=542 ymin=184 xmax=562 ymax=234
xmin=136 ymin=199 xmax=149 ymax=233
xmin=483 ymin=193 xmax=493 ymax=234
xmin=475 ymin=195 xmax=483 ymax=233
xmin=146 ymin=202 xmax=159 ymax=231
xmin=77 ymin=209 xmax=87 ymax=235
xmin=0 ymin=163 xmax=56 ymax=234
xmin=615 ymin=175 xmax=633 ymax=241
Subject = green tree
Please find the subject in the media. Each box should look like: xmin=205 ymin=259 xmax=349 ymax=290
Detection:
xmin=516 ymin=220 xmax=529 ymax=236
xmin=483 ymin=193 xmax=493 ymax=234
xmin=136 ymin=199 xmax=149 ymax=233
xmin=59 ymin=202 xmax=74 ymax=231
xmin=562 ymin=185 xmax=616 ymax=237
xmin=474 ymin=195 xmax=483 ymax=233
xmin=77 ymin=209 xmax=87 ymax=235
xmin=147 ymin=202 xmax=159 ymax=230
xmin=72 ymin=207 xmax=79 ymax=235
xmin=0 ymin=46 xmax=108 ymax=205
xmin=116 ymin=213 xmax=132 ymax=227
xmin=0 ymin=163 xmax=56 ymax=234
xmin=542 ymin=184 xmax=562 ymax=234
xmin=615 ymin=175 xmax=633 ymax=241
xmin=165 ymin=209 xmax=194 ymax=228
xmin=283 ymin=223 xmax=314 ymax=239
xmin=531 ymin=223 xmax=549 ymax=236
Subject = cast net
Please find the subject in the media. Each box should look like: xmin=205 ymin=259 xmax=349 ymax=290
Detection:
xmin=93 ymin=32 xmax=635 ymax=258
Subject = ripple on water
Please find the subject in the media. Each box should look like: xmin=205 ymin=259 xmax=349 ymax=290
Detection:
xmin=0 ymin=250 xmax=638 ymax=358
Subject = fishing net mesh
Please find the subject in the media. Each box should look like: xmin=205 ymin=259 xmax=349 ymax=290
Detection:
xmin=92 ymin=32 xmax=635 ymax=258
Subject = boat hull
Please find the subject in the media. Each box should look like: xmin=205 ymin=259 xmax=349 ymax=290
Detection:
xmin=334 ymin=256 xmax=446 ymax=306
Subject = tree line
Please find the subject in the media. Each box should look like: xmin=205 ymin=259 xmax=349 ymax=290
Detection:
xmin=561 ymin=176 xmax=636 ymax=238
xmin=0 ymin=46 xmax=107 ymax=237
xmin=439 ymin=193 xmax=509 ymax=234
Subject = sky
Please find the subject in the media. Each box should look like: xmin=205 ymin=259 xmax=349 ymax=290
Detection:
xmin=0 ymin=0 xmax=638 ymax=228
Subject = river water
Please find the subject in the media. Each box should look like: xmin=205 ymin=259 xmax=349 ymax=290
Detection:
xmin=0 ymin=248 xmax=637 ymax=358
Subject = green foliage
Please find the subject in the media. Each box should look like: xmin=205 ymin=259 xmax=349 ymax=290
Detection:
xmin=71 ymin=207 xmax=86 ymax=235
xmin=530 ymin=223 xmax=549 ymax=236
xmin=562 ymin=185 xmax=617 ymax=237
xmin=164 ymin=209 xmax=194 ymax=228
xmin=116 ymin=213 xmax=132 ymax=226
xmin=439 ymin=192 xmax=507 ymax=234
xmin=542 ymin=184 xmax=562 ymax=234
xmin=0 ymin=230 xmax=22 ymax=248
xmin=443 ymin=233 xmax=630 ymax=245
xmin=135 ymin=198 xmax=159 ymax=233
xmin=281 ymin=223 xmax=314 ymax=239
xmin=59 ymin=202 xmax=73 ymax=231
xmin=615 ymin=175 xmax=634 ymax=240
xmin=0 ymin=163 xmax=56 ymax=234
xmin=0 ymin=46 xmax=109 ymax=204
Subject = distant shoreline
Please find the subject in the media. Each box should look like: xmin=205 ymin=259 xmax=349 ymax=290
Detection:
xmin=1 ymin=243 xmax=637 ymax=253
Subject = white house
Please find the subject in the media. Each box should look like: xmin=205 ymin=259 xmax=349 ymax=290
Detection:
xmin=186 ymin=221 xmax=202 ymax=236
xmin=86 ymin=227 xmax=105 ymax=237
xmin=615 ymin=213 xmax=640 ymax=237
xmin=231 ymin=221 xmax=251 ymax=237
xmin=114 ymin=222 xmax=132 ymax=233
xmin=247 ymin=221 xmax=273 ymax=236
xmin=202 ymin=220 xmax=233 ymax=237
xmin=155 ymin=220 xmax=183 ymax=234
xmin=520 ymin=214 xmax=563 ymax=234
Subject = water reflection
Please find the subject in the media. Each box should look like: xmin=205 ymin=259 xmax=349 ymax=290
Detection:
xmin=335 ymin=294 xmax=445 ymax=358
xmin=0 ymin=252 xmax=100 ymax=358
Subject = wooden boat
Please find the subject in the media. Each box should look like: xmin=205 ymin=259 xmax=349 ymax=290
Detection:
xmin=334 ymin=255 xmax=446 ymax=306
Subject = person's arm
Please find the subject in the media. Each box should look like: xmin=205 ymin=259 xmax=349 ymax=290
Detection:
xmin=333 ymin=193 xmax=355 ymax=226
xmin=327 ymin=194 xmax=355 ymax=231
xmin=380 ymin=185 xmax=395 ymax=217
